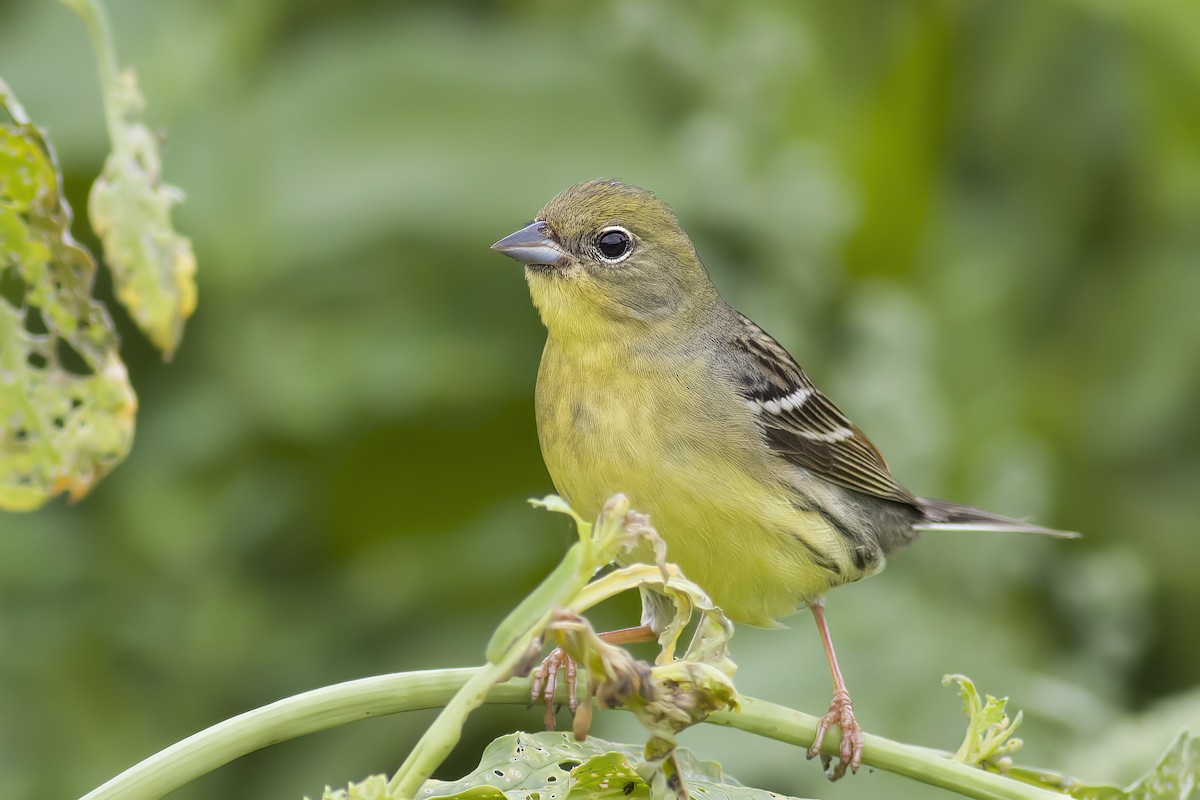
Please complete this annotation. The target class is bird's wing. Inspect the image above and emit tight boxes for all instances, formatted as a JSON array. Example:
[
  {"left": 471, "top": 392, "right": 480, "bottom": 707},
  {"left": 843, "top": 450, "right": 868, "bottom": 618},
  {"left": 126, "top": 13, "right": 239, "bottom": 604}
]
[{"left": 730, "top": 313, "right": 919, "bottom": 506}]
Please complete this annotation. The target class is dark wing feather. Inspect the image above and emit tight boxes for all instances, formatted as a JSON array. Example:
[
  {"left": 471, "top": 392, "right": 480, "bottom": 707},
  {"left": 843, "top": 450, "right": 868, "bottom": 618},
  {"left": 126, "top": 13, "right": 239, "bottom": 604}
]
[{"left": 731, "top": 313, "right": 919, "bottom": 507}]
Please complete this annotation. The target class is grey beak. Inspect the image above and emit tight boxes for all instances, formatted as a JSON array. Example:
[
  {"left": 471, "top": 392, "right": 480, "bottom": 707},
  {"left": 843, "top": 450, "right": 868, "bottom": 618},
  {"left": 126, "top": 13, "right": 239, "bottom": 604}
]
[{"left": 490, "top": 221, "right": 566, "bottom": 267}]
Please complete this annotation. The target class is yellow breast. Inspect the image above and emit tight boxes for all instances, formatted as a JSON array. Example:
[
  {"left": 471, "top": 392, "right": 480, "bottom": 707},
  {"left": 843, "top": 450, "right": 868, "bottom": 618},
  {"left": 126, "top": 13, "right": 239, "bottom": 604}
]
[{"left": 534, "top": 337, "right": 863, "bottom": 627}]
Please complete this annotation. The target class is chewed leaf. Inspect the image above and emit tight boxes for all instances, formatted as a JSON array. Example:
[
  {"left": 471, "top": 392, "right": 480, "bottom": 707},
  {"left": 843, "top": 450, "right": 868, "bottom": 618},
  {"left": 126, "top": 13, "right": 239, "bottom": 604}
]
[
  {"left": 1121, "top": 731, "right": 1200, "bottom": 800},
  {"left": 0, "top": 81, "right": 136, "bottom": 511},
  {"left": 320, "top": 733, "right": 809, "bottom": 800},
  {"left": 62, "top": 0, "right": 195, "bottom": 358},
  {"left": 87, "top": 66, "right": 197, "bottom": 359},
  {"left": 393, "top": 732, "right": 809, "bottom": 800},
  {"left": 1008, "top": 729, "right": 1200, "bottom": 800},
  {"left": 567, "top": 752, "right": 650, "bottom": 798},
  {"left": 421, "top": 732, "right": 632, "bottom": 799}
]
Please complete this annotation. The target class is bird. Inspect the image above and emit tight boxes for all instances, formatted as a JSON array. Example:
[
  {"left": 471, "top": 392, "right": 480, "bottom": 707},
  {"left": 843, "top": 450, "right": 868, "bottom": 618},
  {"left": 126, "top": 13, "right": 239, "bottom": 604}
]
[{"left": 490, "top": 179, "right": 1075, "bottom": 780}]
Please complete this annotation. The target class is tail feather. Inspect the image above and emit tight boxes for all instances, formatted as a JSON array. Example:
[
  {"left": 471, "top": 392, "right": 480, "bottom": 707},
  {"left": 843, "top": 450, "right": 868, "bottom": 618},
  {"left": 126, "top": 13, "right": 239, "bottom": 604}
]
[{"left": 914, "top": 497, "right": 1080, "bottom": 539}]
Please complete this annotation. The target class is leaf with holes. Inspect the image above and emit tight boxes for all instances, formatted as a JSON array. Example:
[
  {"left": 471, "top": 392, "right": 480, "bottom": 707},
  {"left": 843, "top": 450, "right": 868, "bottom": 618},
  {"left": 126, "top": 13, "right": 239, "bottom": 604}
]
[
  {"left": 0, "top": 80, "right": 136, "bottom": 511},
  {"left": 318, "top": 732, "right": 811, "bottom": 800},
  {"left": 1007, "top": 729, "right": 1199, "bottom": 800},
  {"left": 64, "top": 0, "right": 197, "bottom": 358},
  {"left": 1113, "top": 730, "right": 1199, "bottom": 800},
  {"left": 416, "top": 732, "right": 628, "bottom": 800}
]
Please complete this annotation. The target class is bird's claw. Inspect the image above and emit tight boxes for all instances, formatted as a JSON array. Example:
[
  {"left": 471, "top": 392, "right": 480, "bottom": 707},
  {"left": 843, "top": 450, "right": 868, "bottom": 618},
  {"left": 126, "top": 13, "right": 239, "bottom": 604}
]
[
  {"left": 528, "top": 646, "right": 577, "bottom": 730},
  {"left": 806, "top": 689, "right": 863, "bottom": 781}
]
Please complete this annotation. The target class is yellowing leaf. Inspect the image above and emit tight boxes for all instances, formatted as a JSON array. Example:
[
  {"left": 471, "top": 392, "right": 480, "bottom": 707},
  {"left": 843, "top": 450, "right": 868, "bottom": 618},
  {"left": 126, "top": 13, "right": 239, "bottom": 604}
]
[
  {"left": 64, "top": 0, "right": 197, "bottom": 359},
  {"left": 87, "top": 90, "right": 196, "bottom": 358},
  {"left": 0, "top": 81, "right": 136, "bottom": 511}
]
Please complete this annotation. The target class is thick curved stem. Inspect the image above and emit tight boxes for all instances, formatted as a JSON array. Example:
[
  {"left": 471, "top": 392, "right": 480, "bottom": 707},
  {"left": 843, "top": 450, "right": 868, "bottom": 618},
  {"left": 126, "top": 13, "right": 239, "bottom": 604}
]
[{"left": 81, "top": 667, "right": 1063, "bottom": 800}]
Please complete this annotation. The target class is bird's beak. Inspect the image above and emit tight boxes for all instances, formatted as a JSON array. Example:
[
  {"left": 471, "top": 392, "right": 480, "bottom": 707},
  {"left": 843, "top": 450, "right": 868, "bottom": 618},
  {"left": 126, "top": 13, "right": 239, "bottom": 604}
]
[{"left": 490, "top": 221, "right": 566, "bottom": 267}]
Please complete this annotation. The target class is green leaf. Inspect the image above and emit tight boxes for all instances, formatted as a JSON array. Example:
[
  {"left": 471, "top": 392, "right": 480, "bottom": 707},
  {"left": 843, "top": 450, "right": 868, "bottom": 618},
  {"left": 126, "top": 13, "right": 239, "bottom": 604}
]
[
  {"left": 322, "top": 733, "right": 810, "bottom": 800},
  {"left": 422, "top": 732, "right": 619, "bottom": 799},
  {"left": 566, "top": 752, "right": 650, "bottom": 799},
  {"left": 1116, "top": 729, "right": 1199, "bottom": 800},
  {"left": 63, "top": 0, "right": 197, "bottom": 359},
  {"left": 0, "top": 80, "right": 135, "bottom": 511},
  {"left": 1008, "top": 729, "right": 1199, "bottom": 800}
]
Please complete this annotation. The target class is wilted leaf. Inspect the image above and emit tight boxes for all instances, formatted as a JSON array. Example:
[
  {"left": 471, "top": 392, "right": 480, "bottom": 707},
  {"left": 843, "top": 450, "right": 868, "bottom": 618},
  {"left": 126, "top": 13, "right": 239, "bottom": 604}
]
[
  {"left": 63, "top": 0, "right": 197, "bottom": 358},
  {"left": 529, "top": 494, "right": 586, "bottom": 526},
  {"left": 0, "top": 80, "right": 136, "bottom": 511}
]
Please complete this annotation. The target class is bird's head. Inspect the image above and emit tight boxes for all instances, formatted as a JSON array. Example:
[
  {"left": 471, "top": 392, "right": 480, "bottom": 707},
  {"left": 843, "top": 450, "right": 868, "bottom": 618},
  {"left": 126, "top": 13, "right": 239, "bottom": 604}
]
[{"left": 491, "top": 180, "right": 719, "bottom": 342}]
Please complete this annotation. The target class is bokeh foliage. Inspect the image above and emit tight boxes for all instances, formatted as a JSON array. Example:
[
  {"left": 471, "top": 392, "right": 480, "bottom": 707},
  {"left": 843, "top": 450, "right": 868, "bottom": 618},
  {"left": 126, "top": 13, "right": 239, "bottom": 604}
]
[{"left": 0, "top": 1, "right": 1197, "bottom": 800}]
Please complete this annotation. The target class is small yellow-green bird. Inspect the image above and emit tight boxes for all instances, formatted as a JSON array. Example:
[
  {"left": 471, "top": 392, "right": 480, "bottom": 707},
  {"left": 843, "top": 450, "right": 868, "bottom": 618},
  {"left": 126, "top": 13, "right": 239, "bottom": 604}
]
[{"left": 492, "top": 179, "right": 1074, "bottom": 780}]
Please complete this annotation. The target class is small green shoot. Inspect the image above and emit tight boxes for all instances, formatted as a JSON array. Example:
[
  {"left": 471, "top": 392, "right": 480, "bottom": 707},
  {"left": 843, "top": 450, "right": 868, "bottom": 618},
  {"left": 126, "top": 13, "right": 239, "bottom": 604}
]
[{"left": 943, "top": 673, "right": 1024, "bottom": 770}]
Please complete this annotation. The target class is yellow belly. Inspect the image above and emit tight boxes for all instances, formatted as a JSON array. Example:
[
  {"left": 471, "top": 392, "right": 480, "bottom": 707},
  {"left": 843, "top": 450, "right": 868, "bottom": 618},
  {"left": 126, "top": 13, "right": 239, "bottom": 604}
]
[{"left": 535, "top": 339, "right": 860, "bottom": 627}]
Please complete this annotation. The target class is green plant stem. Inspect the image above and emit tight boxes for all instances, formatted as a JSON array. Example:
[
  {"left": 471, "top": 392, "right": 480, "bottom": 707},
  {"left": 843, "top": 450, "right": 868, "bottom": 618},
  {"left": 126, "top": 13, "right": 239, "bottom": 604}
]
[
  {"left": 58, "top": 0, "right": 127, "bottom": 149},
  {"left": 385, "top": 662, "right": 513, "bottom": 798},
  {"left": 80, "top": 667, "right": 1064, "bottom": 800},
  {"left": 709, "top": 698, "right": 1056, "bottom": 800},
  {"left": 390, "top": 534, "right": 597, "bottom": 797}
]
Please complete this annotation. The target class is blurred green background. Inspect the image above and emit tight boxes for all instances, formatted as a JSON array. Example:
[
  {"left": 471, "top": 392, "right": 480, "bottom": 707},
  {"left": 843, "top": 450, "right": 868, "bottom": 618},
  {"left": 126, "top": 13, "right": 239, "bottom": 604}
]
[{"left": 2, "top": 1, "right": 1199, "bottom": 798}]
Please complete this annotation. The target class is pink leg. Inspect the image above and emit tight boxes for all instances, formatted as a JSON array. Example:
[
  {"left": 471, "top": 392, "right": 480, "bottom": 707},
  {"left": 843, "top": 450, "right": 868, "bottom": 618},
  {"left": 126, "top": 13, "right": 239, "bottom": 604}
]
[{"left": 807, "top": 600, "right": 864, "bottom": 780}]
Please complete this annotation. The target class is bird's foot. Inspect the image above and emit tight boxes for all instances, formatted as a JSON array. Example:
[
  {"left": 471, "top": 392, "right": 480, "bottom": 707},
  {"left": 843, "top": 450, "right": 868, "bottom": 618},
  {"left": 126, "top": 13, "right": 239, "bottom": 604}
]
[
  {"left": 528, "top": 646, "right": 577, "bottom": 730},
  {"left": 807, "top": 689, "right": 863, "bottom": 781}
]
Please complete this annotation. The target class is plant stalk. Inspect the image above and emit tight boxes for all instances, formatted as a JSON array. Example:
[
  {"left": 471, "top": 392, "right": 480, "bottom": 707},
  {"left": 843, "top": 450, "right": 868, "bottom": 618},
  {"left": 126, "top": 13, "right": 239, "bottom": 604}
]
[
  {"left": 58, "top": 0, "right": 128, "bottom": 149},
  {"left": 80, "top": 667, "right": 1065, "bottom": 800}
]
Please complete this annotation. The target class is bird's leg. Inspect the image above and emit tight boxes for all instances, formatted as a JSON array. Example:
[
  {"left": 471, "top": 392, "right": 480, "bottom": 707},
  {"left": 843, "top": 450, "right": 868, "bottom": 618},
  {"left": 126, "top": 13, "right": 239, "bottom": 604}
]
[
  {"left": 807, "top": 599, "right": 864, "bottom": 781},
  {"left": 528, "top": 647, "right": 576, "bottom": 730},
  {"left": 529, "top": 624, "right": 656, "bottom": 730}
]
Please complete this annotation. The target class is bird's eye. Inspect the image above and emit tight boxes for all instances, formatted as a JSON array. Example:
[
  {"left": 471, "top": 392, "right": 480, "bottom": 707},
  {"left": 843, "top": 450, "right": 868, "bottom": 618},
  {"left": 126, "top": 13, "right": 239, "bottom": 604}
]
[{"left": 594, "top": 227, "right": 633, "bottom": 263}]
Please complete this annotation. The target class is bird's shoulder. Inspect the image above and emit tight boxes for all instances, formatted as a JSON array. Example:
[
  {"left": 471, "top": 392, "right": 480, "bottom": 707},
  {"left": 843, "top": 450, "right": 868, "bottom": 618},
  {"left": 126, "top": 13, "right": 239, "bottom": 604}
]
[{"left": 717, "top": 312, "right": 918, "bottom": 507}]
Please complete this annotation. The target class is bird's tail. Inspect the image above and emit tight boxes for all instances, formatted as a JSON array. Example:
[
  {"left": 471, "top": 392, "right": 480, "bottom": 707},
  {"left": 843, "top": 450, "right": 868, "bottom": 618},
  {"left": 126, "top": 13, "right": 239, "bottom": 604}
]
[{"left": 913, "top": 497, "right": 1079, "bottom": 539}]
